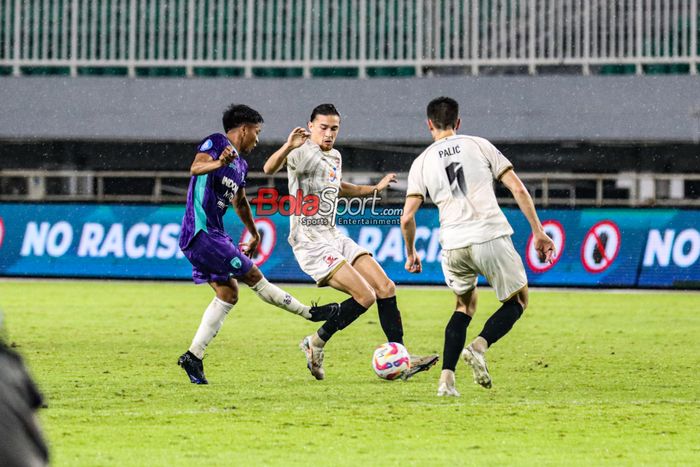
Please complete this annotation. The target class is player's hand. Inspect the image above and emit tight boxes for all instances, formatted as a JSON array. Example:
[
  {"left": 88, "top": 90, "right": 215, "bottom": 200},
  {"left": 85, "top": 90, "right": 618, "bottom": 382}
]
[
  {"left": 220, "top": 145, "right": 237, "bottom": 165},
  {"left": 405, "top": 253, "right": 422, "bottom": 274},
  {"left": 534, "top": 230, "right": 556, "bottom": 263},
  {"left": 239, "top": 233, "right": 260, "bottom": 258},
  {"left": 287, "top": 127, "right": 310, "bottom": 149},
  {"left": 375, "top": 173, "right": 398, "bottom": 192}
]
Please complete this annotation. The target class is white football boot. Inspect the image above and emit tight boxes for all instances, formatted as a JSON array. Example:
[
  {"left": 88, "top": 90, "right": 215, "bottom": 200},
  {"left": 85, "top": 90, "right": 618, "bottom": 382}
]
[
  {"left": 300, "top": 335, "right": 325, "bottom": 380},
  {"left": 462, "top": 345, "right": 492, "bottom": 389}
]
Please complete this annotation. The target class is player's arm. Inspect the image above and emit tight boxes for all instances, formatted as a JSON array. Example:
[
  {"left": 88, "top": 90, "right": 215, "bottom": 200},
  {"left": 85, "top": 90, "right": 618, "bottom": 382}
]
[
  {"left": 500, "top": 169, "right": 555, "bottom": 263},
  {"left": 233, "top": 188, "right": 260, "bottom": 257},
  {"left": 400, "top": 196, "right": 423, "bottom": 273},
  {"left": 339, "top": 173, "right": 397, "bottom": 197},
  {"left": 190, "top": 147, "right": 235, "bottom": 176},
  {"left": 262, "top": 127, "right": 310, "bottom": 175}
]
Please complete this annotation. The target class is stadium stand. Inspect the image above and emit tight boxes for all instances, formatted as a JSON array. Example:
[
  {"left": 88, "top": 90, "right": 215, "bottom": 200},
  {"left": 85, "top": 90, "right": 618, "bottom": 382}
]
[{"left": 0, "top": 0, "right": 698, "bottom": 206}]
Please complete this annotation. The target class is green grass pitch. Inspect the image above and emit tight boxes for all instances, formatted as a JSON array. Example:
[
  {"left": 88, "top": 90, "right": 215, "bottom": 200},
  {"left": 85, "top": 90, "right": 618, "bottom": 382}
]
[{"left": 0, "top": 280, "right": 698, "bottom": 466}]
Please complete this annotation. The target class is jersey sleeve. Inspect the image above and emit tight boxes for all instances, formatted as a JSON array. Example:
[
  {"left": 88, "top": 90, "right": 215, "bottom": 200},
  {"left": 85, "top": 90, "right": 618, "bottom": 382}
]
[
  {"left": 406, "top": 156, "right": 427, "bottom": 199},
  {"left": 196, "top": 133, "right": 231, "bottom": 161},
  {"left": 477, "top": 137, "right": 513, "bottom": 180},
  {"left": 239, "top": 158, "right": 249, "bottom": 188}
]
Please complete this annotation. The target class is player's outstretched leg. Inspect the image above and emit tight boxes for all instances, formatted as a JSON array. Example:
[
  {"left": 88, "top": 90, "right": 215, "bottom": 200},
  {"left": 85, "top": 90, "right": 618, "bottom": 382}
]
[
  {"left": 465, "top": 294, "right": 525, "bottom": 389},
  {"left": 241, "top": 268, "right": 339, "bottom": 321}
]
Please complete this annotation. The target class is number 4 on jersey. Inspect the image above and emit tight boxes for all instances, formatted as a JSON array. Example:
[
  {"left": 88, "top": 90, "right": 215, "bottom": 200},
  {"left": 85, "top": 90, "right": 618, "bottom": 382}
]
[{"left": 445, "top": 162, "right": 467, "bottom": 198}]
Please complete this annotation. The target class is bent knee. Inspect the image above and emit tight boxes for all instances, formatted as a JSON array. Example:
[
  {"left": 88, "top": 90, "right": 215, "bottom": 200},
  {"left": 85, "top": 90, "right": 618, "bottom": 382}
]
[
  {"left": 217, "top": 291, "right": 238, "bottom": 306},
  {"left": 374, "top": 279, "right": 396, "bottom": 299},
  {"left": 355, "top": 286, "right": 376, "bottom": 309}
]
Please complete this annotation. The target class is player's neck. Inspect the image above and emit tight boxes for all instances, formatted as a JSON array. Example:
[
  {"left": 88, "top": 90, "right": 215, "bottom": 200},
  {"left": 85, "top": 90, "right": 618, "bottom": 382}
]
[
  {"left": 225, "top": 131, "right": 242, "bottom": 154},
  {"left": 432, "top": 129, "right": 457, "bottom": 141}
]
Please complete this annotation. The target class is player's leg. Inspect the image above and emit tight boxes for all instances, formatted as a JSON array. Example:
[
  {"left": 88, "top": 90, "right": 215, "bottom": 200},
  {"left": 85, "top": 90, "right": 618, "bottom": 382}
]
[
  {"left": 311, "top": 262, "right": 376, "bottom": 347},
  {"left": 438, "top": 247, "right": 480, "bottom": 395},
  {"left": 178, "top": 278, "right": 239, "bottom": 384},
  {"left": 300, "top": 263, "right": 375, "bottom": 380},
  {"left": 238, "top": 266, "right": 338, "bottom": 322},
  {"left": 292, "top": 239, "right": 374, "bottom": 380},
  {"left": 438, "top": 289, "right": 478, "bottom": 396},
  {"left": 351, "top": 254, "right": 439, "bottom": 378},
  {"left": 351, "top": 254, "right": 404, "bottom": 344},
  {"left": 464, "top": 236, "right": 528, "bottom": 388},
  {"left": 470, "top": 287, "right": 527, "bottom": 354}
]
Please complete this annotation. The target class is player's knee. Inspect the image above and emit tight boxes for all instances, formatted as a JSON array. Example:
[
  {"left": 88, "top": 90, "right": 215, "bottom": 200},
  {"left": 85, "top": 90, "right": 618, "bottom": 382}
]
[
  {"left": 374, "top": 279, "right": 395, "bottom": 299},
  {"left": 217, "top": 290, "right": 238, "bottom": 305},
  {"left": 506, "top": 295, "right": 525, "bottom": 315},
  {"left": 355, "top": 286, "right": 376, "bottom": 309},
  {"left": 516, "top": 289, "right": 529, "bottom": 311}
]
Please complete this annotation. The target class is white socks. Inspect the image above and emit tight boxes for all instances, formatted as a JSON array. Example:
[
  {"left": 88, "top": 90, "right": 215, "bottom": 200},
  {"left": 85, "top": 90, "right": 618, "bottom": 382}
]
[
  {"left": 189, "top": 297, "right": 234, "bottom": 359},
  {"left": 251, "top": 278, "right": 312, "bottom": 319}
]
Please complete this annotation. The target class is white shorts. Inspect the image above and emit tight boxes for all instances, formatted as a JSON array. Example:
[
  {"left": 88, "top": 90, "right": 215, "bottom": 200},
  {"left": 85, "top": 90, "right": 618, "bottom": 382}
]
[
  {"left": 289, "top": 227, "right": 370, "bottom": 285},
  {"left": 441, "top": 235, "right": 527, "bottom": 302}
]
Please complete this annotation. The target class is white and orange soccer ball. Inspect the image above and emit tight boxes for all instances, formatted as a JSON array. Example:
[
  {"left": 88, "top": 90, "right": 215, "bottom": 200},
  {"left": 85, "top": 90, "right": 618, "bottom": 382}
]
[{"left": 372, "top": 342, "right": 411, "bottom": 380}]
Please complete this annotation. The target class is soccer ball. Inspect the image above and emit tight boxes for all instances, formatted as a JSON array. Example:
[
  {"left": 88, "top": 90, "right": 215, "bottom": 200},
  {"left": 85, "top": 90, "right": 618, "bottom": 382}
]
[{"left": 372, "top": 342, "right": 411, "bottom": 380}]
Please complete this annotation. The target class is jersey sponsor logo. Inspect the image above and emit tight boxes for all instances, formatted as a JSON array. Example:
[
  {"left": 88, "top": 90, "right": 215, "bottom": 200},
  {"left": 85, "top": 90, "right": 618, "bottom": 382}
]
[
  {"left": 581, "top": 220, "right": 621, "bottom": 273},
  {"left": 199, "top": 139, "right": 213, "bottom": 151},
  {"left": 0, "top": 217, "right": 4, "bottom": 249},
  {"left": 239, "top": 218, "right": 276, "bottom": 267},
  {"left": 526, "top": 220, "right": 565, "bottom": 273},
  {"left": 643, "top": 228, "right": 699, "bottom": 268}
]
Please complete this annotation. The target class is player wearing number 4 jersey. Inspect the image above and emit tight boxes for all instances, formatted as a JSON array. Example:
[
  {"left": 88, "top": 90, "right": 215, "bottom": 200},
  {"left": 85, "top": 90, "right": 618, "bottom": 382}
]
[
  {"left": 263, "top": 103, "right": 438, "bottom": 381},
  {"left": 400, "top": 97, "right": 556, "bottom": 396},
  {"left": 177, "top": 104, "right": 338, "bottom": 385}
]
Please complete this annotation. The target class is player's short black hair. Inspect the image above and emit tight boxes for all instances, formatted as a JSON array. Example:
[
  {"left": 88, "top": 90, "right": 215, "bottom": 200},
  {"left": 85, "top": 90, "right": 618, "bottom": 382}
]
[
  {"left": 222, "top": 104, "right": 264, "bottom": 132},
  {"left": 427, "top": 97, "right": 459, "bottom": 130},
  {"left": 310, "top": 103, "right": 340, "bottom": 122}
]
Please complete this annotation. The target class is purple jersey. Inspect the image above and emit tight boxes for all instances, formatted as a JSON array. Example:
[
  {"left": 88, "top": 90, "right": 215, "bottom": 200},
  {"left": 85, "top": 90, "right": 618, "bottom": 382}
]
[{"left": 179, "top": 133, "right": 249, "bottom": 249}]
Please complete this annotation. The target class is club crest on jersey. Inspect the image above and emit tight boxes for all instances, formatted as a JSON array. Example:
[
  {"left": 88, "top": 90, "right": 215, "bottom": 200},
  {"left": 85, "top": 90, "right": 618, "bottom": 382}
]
[
  {"left": 329, "top": 166, "right": 338, "bottom": 182},
  {"left": 199, "top": 139, "right": 213, "bottom": 151},
  {"left": 323, "top": 255, "right": 337, "bottom": 266},
  {"left": 230, "top": 257, "right": 242, "bottom": 269}
]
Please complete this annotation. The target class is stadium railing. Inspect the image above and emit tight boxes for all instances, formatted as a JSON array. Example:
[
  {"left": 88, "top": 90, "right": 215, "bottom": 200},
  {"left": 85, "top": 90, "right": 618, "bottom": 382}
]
[
  {"left": 1, "top": 169, "right": 698, "bottom": 207},
  {"left": 0, "top": 0, "right": 697, "bottom": 77}
]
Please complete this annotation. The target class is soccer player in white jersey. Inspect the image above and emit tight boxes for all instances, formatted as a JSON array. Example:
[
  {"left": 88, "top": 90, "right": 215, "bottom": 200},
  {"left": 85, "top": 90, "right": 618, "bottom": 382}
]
[
  {"left": 400, "top": 97, "right": 555, "bottom": 396},
  {"left": 263, "top": 103, "right": 438, "bottom": 380}
]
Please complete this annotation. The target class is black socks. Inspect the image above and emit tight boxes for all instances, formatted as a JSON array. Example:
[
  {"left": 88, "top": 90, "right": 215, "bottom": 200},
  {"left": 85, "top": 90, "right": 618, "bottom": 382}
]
[
  {"left": 478, "top": 297, "right": 524, "bottom": 347},
  {"left": 317, "top": 297, "right": 368, "bottom": 342},
  {"left": 442, "top": 312, "right": 471, "bottom": 371},
  {"left": 377, "top": 296, "right": 404, "bottom": 344}
]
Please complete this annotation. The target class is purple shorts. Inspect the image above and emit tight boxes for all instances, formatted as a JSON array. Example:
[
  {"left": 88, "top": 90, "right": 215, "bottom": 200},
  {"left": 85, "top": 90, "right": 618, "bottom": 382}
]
[{"left": 182, "top": 231, "right": 254, "bottom": 284}]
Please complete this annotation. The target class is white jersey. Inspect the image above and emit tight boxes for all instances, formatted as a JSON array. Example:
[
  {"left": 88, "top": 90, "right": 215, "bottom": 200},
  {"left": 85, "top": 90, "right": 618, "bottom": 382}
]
[
  {"left": 286, "top": 139, "right": 342, "bottom": 240},
  {"left": 406, "top": 134, "right": 514, "bottom": 250}
]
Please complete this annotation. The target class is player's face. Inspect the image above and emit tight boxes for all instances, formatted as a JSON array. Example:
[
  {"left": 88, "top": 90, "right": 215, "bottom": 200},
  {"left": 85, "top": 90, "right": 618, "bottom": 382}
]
[
  {"left": 241, "top": 124, "right": 262, "bottom": 154},
  {"left": 308, "top": 114, "right": 340, "bottom": 151}
]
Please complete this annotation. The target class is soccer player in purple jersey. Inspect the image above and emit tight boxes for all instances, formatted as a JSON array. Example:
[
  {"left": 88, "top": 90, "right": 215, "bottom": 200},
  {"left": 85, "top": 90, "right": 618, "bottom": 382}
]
[{"left": 177, "top": 104, "right": 338, "bottom": 384}]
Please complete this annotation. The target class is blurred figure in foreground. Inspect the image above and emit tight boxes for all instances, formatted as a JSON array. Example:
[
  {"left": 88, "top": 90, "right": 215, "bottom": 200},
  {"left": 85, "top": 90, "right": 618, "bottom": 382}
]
[{"left": 0, "top": 315, "right": 49, "bottom": 467}]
